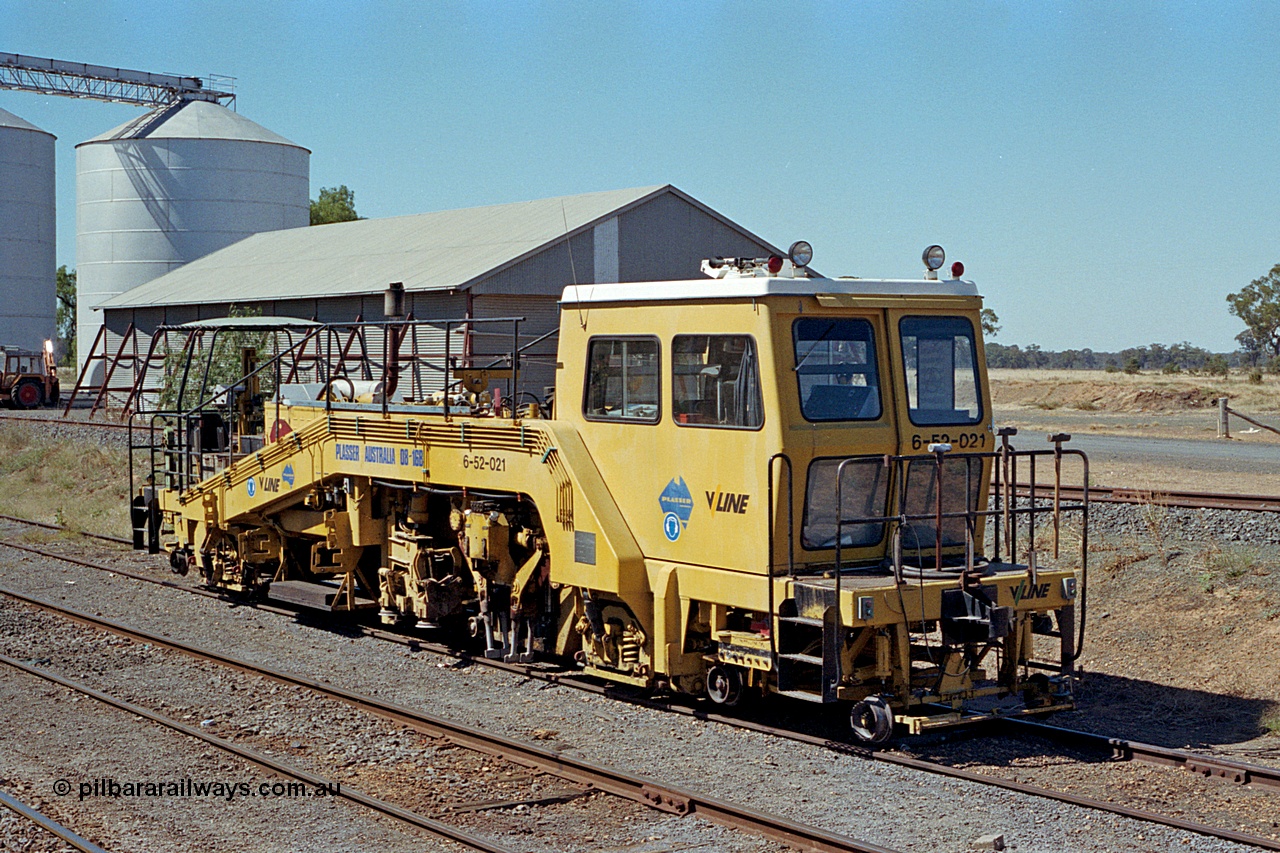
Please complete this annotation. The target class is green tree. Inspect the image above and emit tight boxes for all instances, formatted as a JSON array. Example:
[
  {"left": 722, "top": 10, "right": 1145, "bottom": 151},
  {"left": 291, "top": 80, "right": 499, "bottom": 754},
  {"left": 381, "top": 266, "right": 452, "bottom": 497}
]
[
  {"left": 310, "top": 185, "right": 362, "bottom": 225},
  {"left": 157, "top": 305, "right": 273, "bottom": 412},
  {"left": 980, "top": 307, "right": 1000, "bottom": 338},
  {"left": 55, "top": 265, "right": 76, "bottom": 366},
  {"left": 1227, "top": 264, "right": 1280, "bottom": 358},
  {"left": 1205, "top": 354, "right": 1229, "bottom": 377}
]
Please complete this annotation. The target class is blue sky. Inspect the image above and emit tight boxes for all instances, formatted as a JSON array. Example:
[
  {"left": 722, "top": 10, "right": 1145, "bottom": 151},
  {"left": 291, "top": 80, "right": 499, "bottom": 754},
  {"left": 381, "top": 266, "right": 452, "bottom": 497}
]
[{"left": 5, "top": 1, "right": 1279, "bottom": 352}]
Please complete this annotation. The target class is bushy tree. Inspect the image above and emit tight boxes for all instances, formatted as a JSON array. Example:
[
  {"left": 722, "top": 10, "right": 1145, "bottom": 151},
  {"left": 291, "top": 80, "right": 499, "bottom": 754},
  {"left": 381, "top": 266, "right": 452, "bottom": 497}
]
[
  {"left": 980, "top": 307, "right": 1000, "bottom": 338},
  {"left": 1227, "top": 264, "right": 1280, "bottom": 358},
  {"left": 310, "top": 185, "right": 362, "bottom": 225},
  {"left": 55, "top": 265, "right": 76, "bottom": 366}
]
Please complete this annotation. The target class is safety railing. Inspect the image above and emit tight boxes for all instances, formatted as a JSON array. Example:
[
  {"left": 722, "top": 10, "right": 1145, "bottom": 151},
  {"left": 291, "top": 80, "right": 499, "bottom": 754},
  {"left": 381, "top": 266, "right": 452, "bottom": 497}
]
[
  {"left": 129, "top": 316, "right": 551, "bottom": 500},
  {"left": 767, "top": 430, "right": 1090, "bottom": 661}
]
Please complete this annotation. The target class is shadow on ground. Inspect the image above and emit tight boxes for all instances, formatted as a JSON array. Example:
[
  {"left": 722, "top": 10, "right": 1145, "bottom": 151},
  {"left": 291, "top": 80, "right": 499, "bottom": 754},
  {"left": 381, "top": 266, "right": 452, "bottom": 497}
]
[{"left": 1060, "top": 670, "right": 1278, "bottom": 748}]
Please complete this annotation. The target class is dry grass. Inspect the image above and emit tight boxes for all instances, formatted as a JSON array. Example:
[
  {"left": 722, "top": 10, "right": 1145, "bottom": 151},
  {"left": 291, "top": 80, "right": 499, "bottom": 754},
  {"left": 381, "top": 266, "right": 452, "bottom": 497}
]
[
  {"left": 0, "top": 424, "right": 131, "bottom": 538},
  {"left": 990, "top": 368, "right": 1280, "bottom": 414}
]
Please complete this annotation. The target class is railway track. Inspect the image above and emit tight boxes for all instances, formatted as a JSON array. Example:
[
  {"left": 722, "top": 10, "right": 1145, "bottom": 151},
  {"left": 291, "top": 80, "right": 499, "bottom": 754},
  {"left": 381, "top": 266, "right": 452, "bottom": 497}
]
[
  {"left": 1001, "top": 482, "right": 1280, "bottom": 513},
  {"left": 0, "top": 650, "right": 525, "bottom": 853},
  {"left": 0, "top": 788, "right": 111, "bottom": 853},
  {"left": 0, "top": 413, "right": 130, "bottom": 430},
  {"left": 1, "top": 520, "right": 1278, "bottom": 849},
  {"left": 0, "top": 580, "right": 891, "bottom": 853},
  {"left": 0, "top": 584, "right": 896, "bottom": 850}
]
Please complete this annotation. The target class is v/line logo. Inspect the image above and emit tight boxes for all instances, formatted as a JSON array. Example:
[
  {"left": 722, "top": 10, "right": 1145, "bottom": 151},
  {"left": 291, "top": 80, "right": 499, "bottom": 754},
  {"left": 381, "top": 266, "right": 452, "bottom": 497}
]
[{"left": 705, "top": 489, "right": 750, "bottom": 515}]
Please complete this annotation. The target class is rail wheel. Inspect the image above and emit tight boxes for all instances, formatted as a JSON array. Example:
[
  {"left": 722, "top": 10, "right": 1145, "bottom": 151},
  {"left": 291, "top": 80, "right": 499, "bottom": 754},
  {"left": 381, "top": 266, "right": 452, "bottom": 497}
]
[
  {"left": 706, "top": 664, "right": 744, "bottom": 707},
  {"left": 850, "top": 695, "right": 895, "bottom": 745},
  {"left": 13, "top": 379, "right": 43, "bottom": 410}
]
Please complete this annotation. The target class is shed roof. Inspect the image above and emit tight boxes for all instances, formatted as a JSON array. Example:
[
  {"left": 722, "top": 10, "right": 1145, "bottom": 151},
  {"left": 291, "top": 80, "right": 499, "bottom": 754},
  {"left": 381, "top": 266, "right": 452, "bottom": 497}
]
[{"left": 101, "top": 185, "right": 767, "bottom": 310}]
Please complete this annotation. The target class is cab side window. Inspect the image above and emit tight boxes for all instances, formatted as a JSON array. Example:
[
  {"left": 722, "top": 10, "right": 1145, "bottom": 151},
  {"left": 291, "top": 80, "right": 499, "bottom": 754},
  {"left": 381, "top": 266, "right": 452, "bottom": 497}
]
[
  {"left": 672, "top": 335, "right": 763, "bottom": 429},
  {"left": 583, "top": 337, "right": 660, "bottom": 422}
]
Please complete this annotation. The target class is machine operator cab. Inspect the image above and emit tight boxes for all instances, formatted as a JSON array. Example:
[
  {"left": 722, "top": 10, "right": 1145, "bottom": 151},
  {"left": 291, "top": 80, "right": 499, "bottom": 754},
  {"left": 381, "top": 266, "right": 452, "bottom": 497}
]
[
  {"left": 557, "top": 243, "right": 1086, "bottom": 740},
  {"left": 557, "top": 241, "right": 996, "bottom": 576}
]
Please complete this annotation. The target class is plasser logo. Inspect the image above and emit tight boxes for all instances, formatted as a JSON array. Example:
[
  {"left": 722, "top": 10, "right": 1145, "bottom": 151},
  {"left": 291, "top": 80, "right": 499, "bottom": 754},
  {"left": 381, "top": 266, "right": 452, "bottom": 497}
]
[{"left": 659, "top": 477, "right": 694, "bottom": 542}]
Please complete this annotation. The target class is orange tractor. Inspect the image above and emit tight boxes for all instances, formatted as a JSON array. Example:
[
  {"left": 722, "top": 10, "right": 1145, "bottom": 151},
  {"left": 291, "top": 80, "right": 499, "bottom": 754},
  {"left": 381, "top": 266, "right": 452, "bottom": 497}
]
[{"left": 0, "top": 341, "right": 59, "bottom": 409}]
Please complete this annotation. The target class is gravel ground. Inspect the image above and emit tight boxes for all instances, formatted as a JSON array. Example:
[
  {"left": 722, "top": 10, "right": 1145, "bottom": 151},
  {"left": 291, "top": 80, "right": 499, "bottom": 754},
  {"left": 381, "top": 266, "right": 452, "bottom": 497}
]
[
  {"left": 0, "top": 663, "right": 448, "bottom": 853},
  {"left": 0, "top": 802, "right": 79, "bottom": 853},
  {"left": 0, "top": 595, "right": 787, "bottom": 853},
  {"left": 1086, "top": 502, "right": 1280, "bottom": 545},
  {"left": 0, "top": 530, "right": 1264, "bottom": 853},
  {"left": 0, "top": 414, "right": 129, "bottom": 450}
]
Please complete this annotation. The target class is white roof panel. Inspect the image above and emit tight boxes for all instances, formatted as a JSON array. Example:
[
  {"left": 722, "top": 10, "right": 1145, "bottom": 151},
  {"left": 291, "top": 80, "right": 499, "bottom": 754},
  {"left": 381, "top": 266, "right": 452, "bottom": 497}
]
[{"left": 559, "top": 276, "right": 979, "bottom": 304}]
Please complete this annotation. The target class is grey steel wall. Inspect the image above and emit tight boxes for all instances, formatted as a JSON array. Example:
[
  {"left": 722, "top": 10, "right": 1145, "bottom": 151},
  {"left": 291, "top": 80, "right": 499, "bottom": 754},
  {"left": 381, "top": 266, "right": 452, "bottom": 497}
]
[
  {"left": 76, "top": 100, "right": 309, "bottom": 373},
  {"left": 0, "top": 107, "right": 56, "bottom": 351},
  {"left": 617, "top": 191, "right": 773, "bottom": 281}
]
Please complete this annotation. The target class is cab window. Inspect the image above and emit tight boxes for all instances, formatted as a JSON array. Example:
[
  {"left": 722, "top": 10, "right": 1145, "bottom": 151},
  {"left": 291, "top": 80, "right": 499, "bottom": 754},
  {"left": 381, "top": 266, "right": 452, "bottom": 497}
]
[
  {"left": 899, "top": 316, "right": 982, "bottom": 426},
  {"left": 583, "top": 337, "right": 660, "bottom": 422},
  {"left": 672, "top": 335, "right": 763, "bottom": 429},
  {"left": 792, "top": 318, "right": 881, "bottom": 421},
  {"left": 802, "top": 457, "right": 888, "bottom": 549}
]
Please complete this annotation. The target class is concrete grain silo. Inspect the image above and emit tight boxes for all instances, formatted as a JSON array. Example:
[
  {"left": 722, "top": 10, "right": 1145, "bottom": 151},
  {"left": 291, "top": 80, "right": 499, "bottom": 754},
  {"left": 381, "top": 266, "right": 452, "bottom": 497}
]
[
  {"left": 0, "top": 106, "right": 56, "bottom": 351},
  {"left": 75, "top": 99, "right": 309, "bottom": 370}
]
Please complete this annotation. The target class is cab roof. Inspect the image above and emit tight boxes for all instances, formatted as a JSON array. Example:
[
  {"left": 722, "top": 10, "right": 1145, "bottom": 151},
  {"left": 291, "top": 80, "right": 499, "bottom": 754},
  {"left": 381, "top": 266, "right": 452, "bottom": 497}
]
[{"left": 559, "top": 276, "right": 978, "bottom": 305}]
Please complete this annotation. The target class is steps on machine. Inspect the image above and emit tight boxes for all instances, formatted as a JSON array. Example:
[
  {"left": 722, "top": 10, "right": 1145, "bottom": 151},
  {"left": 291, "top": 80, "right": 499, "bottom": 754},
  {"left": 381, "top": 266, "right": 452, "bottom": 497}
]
[
  {"left": 775, "top": 585, "right": 840, "bottom": 703},
  {"left": 775, "top": 688, "right": 827, "bottom": 704},
  {"left": 778, "top": 652, "right": 824, "bottom": 666},
  {"left": 778, "top": 614, "right": 824, "bottom": 628}
]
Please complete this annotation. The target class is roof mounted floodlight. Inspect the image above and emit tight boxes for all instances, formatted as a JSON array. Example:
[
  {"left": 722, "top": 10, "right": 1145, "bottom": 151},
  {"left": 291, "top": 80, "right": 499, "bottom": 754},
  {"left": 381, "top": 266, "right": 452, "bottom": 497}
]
[
  {"left": 922, "top": 245, "right": 945, "bottom": 280},
  {"left": 788, "top": 240, "right": 813, "bottom": 268}
]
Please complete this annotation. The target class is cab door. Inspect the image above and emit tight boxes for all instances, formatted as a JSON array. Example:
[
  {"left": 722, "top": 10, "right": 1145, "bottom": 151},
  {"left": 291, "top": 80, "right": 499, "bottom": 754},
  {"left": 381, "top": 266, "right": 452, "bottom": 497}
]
[
  {"left": 774, "top": 305, "right": 900, "bottom": 567},
  {"left": 884, "top": 306, "right": 993, "bottom": 557}
]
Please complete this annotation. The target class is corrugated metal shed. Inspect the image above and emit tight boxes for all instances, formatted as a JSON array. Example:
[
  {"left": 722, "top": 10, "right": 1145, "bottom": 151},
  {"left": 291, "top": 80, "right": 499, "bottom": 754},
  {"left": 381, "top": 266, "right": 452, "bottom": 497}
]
[
  {"left": 99, "top": 185, "right": 778, "bottom": 310},
  {"left": 80, "top": 184, "right": 781, "bottom": 411}
]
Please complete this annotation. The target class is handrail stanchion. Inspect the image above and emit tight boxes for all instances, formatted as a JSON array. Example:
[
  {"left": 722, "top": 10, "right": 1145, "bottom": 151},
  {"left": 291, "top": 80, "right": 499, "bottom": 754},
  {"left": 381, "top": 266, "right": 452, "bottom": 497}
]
[{"left": 766, "top": 453, "right": 793, "bottom": 669}]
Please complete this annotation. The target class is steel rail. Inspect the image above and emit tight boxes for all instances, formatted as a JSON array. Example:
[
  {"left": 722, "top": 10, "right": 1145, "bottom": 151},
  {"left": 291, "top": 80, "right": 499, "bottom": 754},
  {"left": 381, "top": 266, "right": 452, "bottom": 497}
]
[
  {"left": 1004, "top": 718, "right": 1280, "bottom": 792},
  {"left": 998, "top": 482, "right": 1280, "bottom": 513},
  {"left": 3, "top": 529, "right": 1280, "bottom": 848},
  {"left": 0, "top": 651, "right": 518, "bottom": 853},
  {"left": 0, "top": 789, "right": 111, "bottom": 853},
  {"left": 0, "top": 515, "right": 132, "bottom": 546},
  {"left": 0, "top": 582, "right": 895, "bottom": 853},
  {"left": 0, "top": 414, "right": 131, "bottom": 430}
]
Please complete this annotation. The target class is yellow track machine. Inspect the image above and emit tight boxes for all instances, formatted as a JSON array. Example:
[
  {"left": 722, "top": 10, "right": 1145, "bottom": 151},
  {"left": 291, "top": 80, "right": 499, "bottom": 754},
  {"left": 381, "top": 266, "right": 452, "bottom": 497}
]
[{"left": 132, "top": 243, "right": 1089, "bottom": 744}]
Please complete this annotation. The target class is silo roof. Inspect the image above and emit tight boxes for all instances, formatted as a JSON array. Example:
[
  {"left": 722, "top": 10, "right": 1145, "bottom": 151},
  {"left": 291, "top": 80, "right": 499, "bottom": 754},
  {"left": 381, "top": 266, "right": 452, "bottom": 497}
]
[
  {"left": 99, "top": 185, "right": 766, "bottom": 310},
  {"left": 79, "top": 99, "right": 307, "bottom": 150},
  {"left": 0, "top": 105, "right": 53, "bottom": 135}
]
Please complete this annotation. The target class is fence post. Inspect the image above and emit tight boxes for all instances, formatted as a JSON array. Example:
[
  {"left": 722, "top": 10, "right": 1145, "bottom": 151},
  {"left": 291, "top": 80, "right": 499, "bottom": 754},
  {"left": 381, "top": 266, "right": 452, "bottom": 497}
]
[{"left": 1218, "top": 397, "right": 1230, "bottom": 439}]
